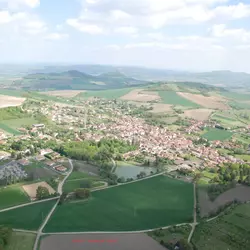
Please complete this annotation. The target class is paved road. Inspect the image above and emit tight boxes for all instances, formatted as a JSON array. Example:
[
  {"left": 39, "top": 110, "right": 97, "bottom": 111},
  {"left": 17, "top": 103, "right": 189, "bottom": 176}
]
[
  {"left": 188, "top": 183, "right": 197, "bottom": 243},
  {"left": 57, "top": 159, "right": 74, "bottom": 195},
  {"left": 33, "top": 159, "right": 73, "bottom": 250},
  {"left": 0, "top": 196, "right": 59, "bottom": 213}
]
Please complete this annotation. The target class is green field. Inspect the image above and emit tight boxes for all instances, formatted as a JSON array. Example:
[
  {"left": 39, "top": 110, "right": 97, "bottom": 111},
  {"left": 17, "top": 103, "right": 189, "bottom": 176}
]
[
  {"left": 1, "top": 117, "right": 38, "bottom": 129},
  {"left": 229, "top": 101, "right": 250, "bottom": 110},
  {"left": 159, "top": 91, "right": 199, "bottom": 107},
  {"left": 0, "top": 123, "right": 22, "bottom": 135},
  {"left": 6, "top": 232, "right": 36, "bottom": 250},
  {"left": 63, "top": 178, "right": 103, "bottom": 193},
  {"left": 0, "top": 199, "right": 56, "bottom": 230},
  {"left": 0, "top": 186, "right": 30, "bottom": 210},
  {"left": 234, "top": 154, "right": 250, "bottom": 161},
  {"left": 202, "top": 128, "right": 233, "bottom": 141},
  {"left": 220, "top": 92, "right": 250, "bottom": 101},
  {"left": 45, "top": 176, "right": 193, "bottom": 232},
  {"left": 78, "top": 88, "right": 134, "bottom": 100},
  {"left": 192, "top": 204, "right": 250, "bottom": 250},
  {"left": 0, "top": 89, "right": 26, "bottom": 97}
]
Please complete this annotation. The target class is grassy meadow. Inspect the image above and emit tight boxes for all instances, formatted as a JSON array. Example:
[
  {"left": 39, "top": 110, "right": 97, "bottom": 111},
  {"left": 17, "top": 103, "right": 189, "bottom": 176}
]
[
  {"left": 202, "top": 128, "right": 233, "bottom": 141},
  {"left": 45, "top": 175, "right": 193, "bottom": 232},
  {"left": 6, "top": 232, "right": 36, "bottom": 250},
  {"left": 0, "top": 199, "right": 57, "bottom": 230},
  {"left": 0, "top": 185, "right": 30, "bottom": 210}
]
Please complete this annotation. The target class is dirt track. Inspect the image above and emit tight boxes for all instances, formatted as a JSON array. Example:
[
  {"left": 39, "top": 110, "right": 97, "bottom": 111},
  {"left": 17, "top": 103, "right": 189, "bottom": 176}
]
[
  {"left": 40, "top": 233, "right": 166, "bottom": 250},
  {"left": 198, "top": 185, "right": 250, "bottom": 217}
]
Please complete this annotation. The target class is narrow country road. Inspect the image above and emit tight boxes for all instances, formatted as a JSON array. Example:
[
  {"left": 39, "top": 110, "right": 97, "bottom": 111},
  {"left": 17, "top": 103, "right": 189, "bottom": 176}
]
[
  {"left": 0, "top": 197, "right": 59, "bottom": 213},
  {"left": 33, "top": 159, "right": 74, "bottom": 250},
  {"left": 57, "top": 159, "right": 74, "bottom": 195},
  {"left": 188, "top": 182, "right": 197, "bottom": 243}
]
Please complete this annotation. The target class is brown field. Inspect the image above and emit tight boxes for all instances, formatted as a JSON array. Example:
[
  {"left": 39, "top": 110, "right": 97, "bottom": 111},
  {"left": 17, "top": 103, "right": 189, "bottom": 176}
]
[
  {"left": 198, "top": 185, "right": 250, "bottom": 217},
  {"left": 120, "top": 89, "right": 160, "bottom": 102},
  {"left": 177, "top": 92, "right": 228, "bottom": 110},
  {"left": 183, "top": 109, "right": 213, "bottom": 121},
  {"left": 22, "top": 181, "right": 56, "bottom": 200},
  {"left": 0, "top": 95, "right": 25, "bottom": 109},
  {"left": 40, "top": 233, "right": 165, "bottom": 250},
  {"left": 41, "top": 90, "right": 85, "bottom": 98},
  {"left": 150, "top": 104, "right": 172, "bottom": 113}
]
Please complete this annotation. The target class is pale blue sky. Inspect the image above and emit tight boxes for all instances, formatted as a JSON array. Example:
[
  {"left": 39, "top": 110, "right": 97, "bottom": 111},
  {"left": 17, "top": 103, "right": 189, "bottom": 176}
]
[{"left": 0, "top": 0, "right": 250, "bottom": 72}]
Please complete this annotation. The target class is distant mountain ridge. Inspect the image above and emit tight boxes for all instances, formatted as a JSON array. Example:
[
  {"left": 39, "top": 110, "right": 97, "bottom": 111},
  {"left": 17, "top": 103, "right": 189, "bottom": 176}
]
[
  {"left": 14, "top": 70, "right": 147, "bottom": 91},
  {"left": 26, "top": 65, "right": 250, "bottom": 89}
]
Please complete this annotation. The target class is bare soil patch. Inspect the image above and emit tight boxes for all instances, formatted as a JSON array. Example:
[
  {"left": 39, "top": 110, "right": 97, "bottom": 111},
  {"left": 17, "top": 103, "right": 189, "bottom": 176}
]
[
  {"left": 150, "top": 104, "right": 173, "bottom": 113},
  {"left": 198, "top": 185, "right": 250, "bottom": 217},
  {"left": 41, "top": 90, "right": 85, "bottom": 98},
  {"left": 0, "top": 95, "right": 25, "bottom": 109},
  {"left": 177, "top": 92, "right": 228, "bottom": 110},
  {"left": 183, "top": 109, "right": 213, "bottom": 121},
  {"left": 22, "top": 181, "right": 55, "bottom": 200},
  {"left": 120, "top": 89, "right": 161, "bottom": 102},
  {"left": 40, "top": 233, "right": 166, "bottom": 250}
]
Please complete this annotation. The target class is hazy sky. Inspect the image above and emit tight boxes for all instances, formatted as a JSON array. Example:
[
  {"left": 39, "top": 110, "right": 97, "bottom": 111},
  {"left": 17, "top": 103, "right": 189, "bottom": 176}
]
[{"left": 1, "top": 0, "right": 250, "bottom": 72}]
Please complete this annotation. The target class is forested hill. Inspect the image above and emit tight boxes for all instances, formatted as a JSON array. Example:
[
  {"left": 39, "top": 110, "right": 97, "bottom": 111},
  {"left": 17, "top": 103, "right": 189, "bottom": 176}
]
[{"left": 12, "top": 70, "right": 147, "bottom": 91}]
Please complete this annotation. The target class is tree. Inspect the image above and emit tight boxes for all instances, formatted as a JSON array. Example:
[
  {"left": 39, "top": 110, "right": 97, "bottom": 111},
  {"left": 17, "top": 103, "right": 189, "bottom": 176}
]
[
  {"left": 58, "top": 192, "right": 67, "bottom": 205},
  {"left": 80, "top": 179, "right": 91, "bottom": 188},
  {"left": 11, "top": 151, "right": 16, "bottom": 159},
  {"left": 0, "top": 226, "right": 12, "bottom": 247},
  {"left": 36, "top": 186, "right": 50, "bottom": 200},
  {"left": 74, "top": 188, "right": 90, "bottom": 199}
]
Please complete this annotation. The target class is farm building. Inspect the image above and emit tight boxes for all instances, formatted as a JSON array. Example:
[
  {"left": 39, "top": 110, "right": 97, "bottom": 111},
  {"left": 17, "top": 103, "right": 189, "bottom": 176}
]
[
  {"left": 32, "top": 124, "right": 45, "bottom": 129},
  {"left": 0, "top": 151, "right": 11, "bottom": 161},
  {"left": 17, "top": 159, "right": 30, "bottom": 166},
  {"left": 55, "top": 165, "right": 67, "bottom": 173},
  {"left": 45, "top": 160, "right": 55, "bottom": 167},
  {"left": 40, "top": 149, "right": 53, "bottom": 156},
  {"left": 36, "top": 155, "right": 46, "bottom": 161}
]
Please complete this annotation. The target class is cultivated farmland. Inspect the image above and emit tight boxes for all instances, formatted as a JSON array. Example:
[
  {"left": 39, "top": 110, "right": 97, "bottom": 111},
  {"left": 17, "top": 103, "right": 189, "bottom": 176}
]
[
  {"left": 0, "top": 95, "right": 26, "bottom": 109},
  {"left": 40, "top": 233, "right": 166, "bottom": 250},
  {"left": 150, "top": 104, "right": 173, "bottom": 113},
  {"left": 120, "top": 89, "right": 161, "bottom": 102},
  {"left": 197, "top": 185, "right": 250, "bottom": 217},
  {"left": 159, "top": 91, "right": 199, "bottom": 107},
  {"left": 41, "top": 90, "right": 85, "bottom": 98},
  {"left": 0, "top": 185, "right": 30, "bottom": 210},
  {"left": 192, "top": 204, "right": 250, "bottom": 250},
  {"left": 22, "top": 181, "right": 56, "bottom": 200},
  {"left": 0, "top": 199, "right": 57, "bottom": 230},
  {"left": 202, "top": 128, "right": 233, "bottom": 141},
  {"left": 183, "top": 109, "right": 213, "bottom": 121},
  {"left": 44, "top": 176, "right": 193, "bottom": 232},
  {"left": 177, "top": 92, "right": 228, "bottom": 110},
  {"left": 79, "top": 88, "right": 134, "bottom": 100}
]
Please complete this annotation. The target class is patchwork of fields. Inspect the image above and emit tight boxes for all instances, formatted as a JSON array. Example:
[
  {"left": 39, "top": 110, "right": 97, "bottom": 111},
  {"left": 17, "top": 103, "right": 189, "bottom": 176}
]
[
  {"left": 45, "top": 176, "right": 194, "bottom": 232},
  {"left": 192, "top": 204, "right": 250, "bottom": 250}
]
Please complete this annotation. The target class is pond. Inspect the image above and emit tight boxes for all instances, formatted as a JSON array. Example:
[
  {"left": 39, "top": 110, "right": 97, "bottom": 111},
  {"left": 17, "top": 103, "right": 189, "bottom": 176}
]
[{"left": 114, "top": 162, "right": 157, "bottom": 179}]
